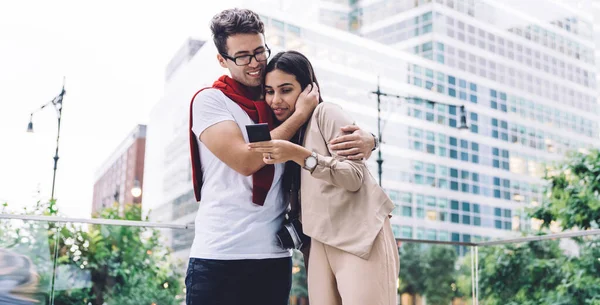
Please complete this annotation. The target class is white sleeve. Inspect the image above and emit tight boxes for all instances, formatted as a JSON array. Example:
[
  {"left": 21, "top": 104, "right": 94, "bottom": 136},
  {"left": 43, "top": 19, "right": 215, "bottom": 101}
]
[{"left": 191, "top": 89, "right": 236, "bottom": 138}]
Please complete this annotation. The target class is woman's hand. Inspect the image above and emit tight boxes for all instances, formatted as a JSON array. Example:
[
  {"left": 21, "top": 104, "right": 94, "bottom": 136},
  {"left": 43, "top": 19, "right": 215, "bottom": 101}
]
[
  {"left": 295, "top": 82, "right": 320, "bottom": 118},
  {"left": 248, "top": 140, "right": 312, "bottom": 165}
]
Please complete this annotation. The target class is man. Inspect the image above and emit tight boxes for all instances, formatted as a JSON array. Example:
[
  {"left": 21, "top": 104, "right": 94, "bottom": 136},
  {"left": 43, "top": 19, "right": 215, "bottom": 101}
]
[{"left": 186, "top": 8, "right": 377, "bottom": 305}]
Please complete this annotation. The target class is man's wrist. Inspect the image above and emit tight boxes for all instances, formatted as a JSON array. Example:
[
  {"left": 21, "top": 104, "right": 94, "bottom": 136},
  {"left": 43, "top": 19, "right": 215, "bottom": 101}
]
[
  {"left": 371, "top": 133, "right": 379, "bottom": 151},
  {"left": 294, "top": 108, "right": 312, "bottom": 121}
]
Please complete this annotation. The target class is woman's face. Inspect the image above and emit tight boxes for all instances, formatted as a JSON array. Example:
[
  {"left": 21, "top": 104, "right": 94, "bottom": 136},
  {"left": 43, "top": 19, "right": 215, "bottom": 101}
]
[{"left": 264, "top": 69, "right": 302, "bottom": 122}]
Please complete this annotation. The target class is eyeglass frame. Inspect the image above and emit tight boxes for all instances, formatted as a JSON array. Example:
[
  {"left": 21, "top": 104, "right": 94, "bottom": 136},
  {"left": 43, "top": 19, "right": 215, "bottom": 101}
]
[{"left": 220, "top": 46, "right": 271, "bottom": 66}]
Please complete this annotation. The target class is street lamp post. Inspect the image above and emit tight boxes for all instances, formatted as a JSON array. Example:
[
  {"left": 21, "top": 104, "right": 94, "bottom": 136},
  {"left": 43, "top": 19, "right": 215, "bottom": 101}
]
[
  {"left": 370, "top": 78, "right": 469, "bottom": 187},
  {"left": 27, "top": 78, "right": 66, "bottom": 202},
  {"left": 131, "top": 179, "right": 142, "bottom": 199}
]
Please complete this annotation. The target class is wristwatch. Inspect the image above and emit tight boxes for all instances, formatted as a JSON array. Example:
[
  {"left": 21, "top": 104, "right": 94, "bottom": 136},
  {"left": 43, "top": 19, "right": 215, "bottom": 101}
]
[
  {"left": 303, "top": 151, "right": 318, "bottom": 172},
  {"left": 371, "top": 133, "right": 380, "bottom": 151}
]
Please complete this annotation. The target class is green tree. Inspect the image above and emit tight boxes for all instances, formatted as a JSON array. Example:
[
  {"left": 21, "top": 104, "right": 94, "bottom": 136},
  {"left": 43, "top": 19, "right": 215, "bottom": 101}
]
[
  {"left": 532, "top": 149, "right": 600, "bottom": 230},
  {"left": 398, "top": 243, "right": 462, "bottom": 305},
  {"left": 398, "top": 243, "right": 425, "bottom": 305},
  {"left": 422, "top": 246, "right": 458, "bottom": 305},
  {"left": 478, "top": 238, "right": 565, "bottom": 305},
  {"left": 290, "top": 250, "right": 308, "bottom": 304},
  {"left": 454, "top": 254, "right": 473, "bottom": 304},
  {"left": 0, "top": 200, "right": 184, "bottom": 305},
  {"left": 478, "top": 149, "right": 600, "bottom": 305}
]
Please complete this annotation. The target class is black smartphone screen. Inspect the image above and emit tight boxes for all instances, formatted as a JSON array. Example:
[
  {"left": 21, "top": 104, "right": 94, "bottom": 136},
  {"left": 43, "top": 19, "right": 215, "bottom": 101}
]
[{"left": 246, "top": 123, "right": 271, "bottom": 143}]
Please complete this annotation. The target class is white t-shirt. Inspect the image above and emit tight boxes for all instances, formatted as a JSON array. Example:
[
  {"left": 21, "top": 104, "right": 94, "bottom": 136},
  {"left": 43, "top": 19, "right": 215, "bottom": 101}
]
[{"left": 190, "top": 89, "right": 291, "bottom": 260}]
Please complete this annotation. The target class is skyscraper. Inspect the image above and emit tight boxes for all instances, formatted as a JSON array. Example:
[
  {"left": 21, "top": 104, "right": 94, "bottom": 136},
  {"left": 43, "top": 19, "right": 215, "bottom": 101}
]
[{"left": 345, "top": 0, "right": 598, "bottom": 244}]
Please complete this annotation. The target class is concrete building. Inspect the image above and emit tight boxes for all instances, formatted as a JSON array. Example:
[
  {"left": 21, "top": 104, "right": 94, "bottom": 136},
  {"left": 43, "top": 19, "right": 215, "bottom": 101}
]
[{"left": 92, "top": 124, "right": 146, "bottom": 216}]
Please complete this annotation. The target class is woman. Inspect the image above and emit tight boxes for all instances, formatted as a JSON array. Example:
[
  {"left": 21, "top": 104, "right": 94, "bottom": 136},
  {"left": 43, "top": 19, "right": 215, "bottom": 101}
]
[{"left": 248, "top": 51, "right": 399, "bottom": 305}]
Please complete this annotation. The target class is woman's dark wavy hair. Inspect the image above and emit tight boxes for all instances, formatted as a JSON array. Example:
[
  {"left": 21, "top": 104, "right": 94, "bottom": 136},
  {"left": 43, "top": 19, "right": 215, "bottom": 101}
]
[
  {"left": 264, "top": 51, "right": 324, "bottom": 104},
  {"left": 264, "top": 51, "right": 323, "bottom": 201}
]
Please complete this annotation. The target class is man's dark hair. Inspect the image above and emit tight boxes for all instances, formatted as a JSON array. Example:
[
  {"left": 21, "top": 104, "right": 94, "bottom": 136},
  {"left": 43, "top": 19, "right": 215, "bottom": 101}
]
[{"left": 210, "top": 8, "right": 265, "bottom": 55}]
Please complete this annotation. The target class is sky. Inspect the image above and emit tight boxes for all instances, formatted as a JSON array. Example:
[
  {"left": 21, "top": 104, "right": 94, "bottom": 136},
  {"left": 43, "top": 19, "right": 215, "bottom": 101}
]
[{"left": 0, "top": 0, "right": 242, "bottom": 218}]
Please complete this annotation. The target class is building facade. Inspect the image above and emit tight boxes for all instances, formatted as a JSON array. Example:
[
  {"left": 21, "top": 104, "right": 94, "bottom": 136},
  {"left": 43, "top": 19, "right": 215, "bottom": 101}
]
[
  {"left": 142, "top": 1, "right": 599, "bottom": 257},
  {"left": 349, "top": 0, "right": 598, "bottom": 247},
  {"left": 92, "top": 124, "right": 146, "bottom": 216}
]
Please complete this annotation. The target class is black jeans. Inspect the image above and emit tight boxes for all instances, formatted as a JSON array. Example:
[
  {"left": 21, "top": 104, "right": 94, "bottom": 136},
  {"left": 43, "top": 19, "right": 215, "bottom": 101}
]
[{"left": 185, "top": 257, "right": 292, "bottom": 305}]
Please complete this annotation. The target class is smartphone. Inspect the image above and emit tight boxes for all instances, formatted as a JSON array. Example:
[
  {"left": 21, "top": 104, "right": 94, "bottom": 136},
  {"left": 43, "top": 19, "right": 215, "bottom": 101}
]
[{"left": 246, "top": 123, "right": 271, "bottom": 143}]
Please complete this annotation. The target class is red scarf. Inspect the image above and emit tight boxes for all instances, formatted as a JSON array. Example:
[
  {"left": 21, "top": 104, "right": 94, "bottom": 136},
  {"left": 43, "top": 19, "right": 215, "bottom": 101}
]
[{"left": 189, "top": 75, "right": 275, "bottom": 206}]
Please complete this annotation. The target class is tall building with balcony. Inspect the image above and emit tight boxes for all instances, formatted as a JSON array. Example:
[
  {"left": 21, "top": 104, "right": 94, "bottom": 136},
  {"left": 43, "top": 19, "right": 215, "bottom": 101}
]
[
  {"left": 142, "top": 2, "right": 599, "bottom": 258},
  {"left": 92, "top": 124, "right": 146, "bottom": 217}
]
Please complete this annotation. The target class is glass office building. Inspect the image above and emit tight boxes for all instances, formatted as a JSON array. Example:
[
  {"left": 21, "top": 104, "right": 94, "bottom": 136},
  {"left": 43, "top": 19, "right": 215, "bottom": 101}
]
[{"left": 142, "top": 1, "right": 600, "bottom": 257}]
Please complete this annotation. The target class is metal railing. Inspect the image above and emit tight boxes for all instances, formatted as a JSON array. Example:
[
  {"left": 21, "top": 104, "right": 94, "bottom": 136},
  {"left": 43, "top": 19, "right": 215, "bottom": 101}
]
[
  {"left": 1, "top": 213, "right": 599, "bottom": 305},
  {"left": 4, "top": 213, "right": 598, "bottom": 246}
]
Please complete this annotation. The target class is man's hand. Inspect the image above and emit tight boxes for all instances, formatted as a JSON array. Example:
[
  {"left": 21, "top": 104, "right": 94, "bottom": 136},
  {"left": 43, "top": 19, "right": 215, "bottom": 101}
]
[
  {"left": 329, "top": 125, "right": 375, "bottom": 160},
  {"left": 294, "top": 82, "right": 319, "bottom": 119}
]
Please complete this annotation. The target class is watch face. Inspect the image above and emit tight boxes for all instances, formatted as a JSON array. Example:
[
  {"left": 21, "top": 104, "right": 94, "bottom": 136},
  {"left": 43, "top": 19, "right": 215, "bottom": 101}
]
[{"left": 305, "top": 156, "right": 317, "bottom": 168}]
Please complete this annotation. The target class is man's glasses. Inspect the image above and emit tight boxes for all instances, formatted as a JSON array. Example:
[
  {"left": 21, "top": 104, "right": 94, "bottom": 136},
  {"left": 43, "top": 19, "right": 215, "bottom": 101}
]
[{"left": 221, "top": 48, "right": 271, "bottom": 66}]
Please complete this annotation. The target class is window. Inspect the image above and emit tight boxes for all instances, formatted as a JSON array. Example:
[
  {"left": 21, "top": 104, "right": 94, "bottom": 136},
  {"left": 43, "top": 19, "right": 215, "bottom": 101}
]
[
  {"left": 439, "top": 212, "right": 448, "bottom": 222},
  {"left": 426, "top": 210, "right": 437, "bottom": 221},
  {"left": 426, "top": 229, "right": 437, "bottom": 240},
  {"left": 392, "top": 225, "right": 401, "bottom": 238},
  {"left": 402, "top": 206, "right": 412, "bottom": 217},
  {"left": 461, "top": 152, "right": 469, "bottom": 161},
  {"left": 427, "top": 144, "right": 435, "bottom": 154},
  {"left": 401, "top": 226, "right": 413, "bottom": 238},
  {"left": 414, "top": 141, "right": 423, "bottom": 150},
  {"left": 439, "top": 231, "right": 449, "bottom": 241},
  {"left": 438, "top": 198, "right": 448, "bottom": 208},
  {"left": 451, "top": 213, "right": 460, "bottom": 223},
  {"left": 415, "top": 174, "right": 424, "bottom": 184},
  {"left": 438, "top": 147, "right": 447, "bottom": 157},
  {"left": 451, "top": 169, "right": 459, "bottom": 178},
  {"left": 416, "top": 195, "right": 424, "bottom": 206}
]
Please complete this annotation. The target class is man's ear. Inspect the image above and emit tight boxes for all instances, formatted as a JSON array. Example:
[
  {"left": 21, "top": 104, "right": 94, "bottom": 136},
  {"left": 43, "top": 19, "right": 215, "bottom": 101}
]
[{"left": 217, "top": 54, "right": 228, "bottom": 68}]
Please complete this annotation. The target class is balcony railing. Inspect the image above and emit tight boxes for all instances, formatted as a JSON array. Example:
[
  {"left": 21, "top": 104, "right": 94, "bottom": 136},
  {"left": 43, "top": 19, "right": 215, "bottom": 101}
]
[{"left": 1, "top": 213, "right": 598, "bottom": 305}]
